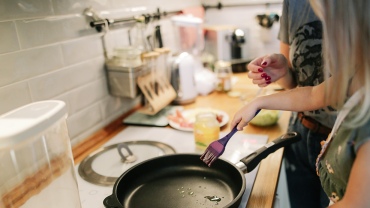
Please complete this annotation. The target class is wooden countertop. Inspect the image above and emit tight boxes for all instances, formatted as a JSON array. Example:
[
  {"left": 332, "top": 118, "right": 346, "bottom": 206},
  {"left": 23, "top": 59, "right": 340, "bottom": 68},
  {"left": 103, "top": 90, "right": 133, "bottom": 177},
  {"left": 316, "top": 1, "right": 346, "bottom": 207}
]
[{"left": 72, "top": 72, "right": 290, "bottom": 208}]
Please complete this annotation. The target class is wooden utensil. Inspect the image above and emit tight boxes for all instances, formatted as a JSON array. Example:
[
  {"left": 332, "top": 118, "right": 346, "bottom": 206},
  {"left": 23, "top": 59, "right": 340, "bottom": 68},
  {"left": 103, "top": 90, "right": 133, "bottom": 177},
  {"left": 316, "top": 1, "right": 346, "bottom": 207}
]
[{"left": 137, "top": 52, "right": 176, "bottom": 115}]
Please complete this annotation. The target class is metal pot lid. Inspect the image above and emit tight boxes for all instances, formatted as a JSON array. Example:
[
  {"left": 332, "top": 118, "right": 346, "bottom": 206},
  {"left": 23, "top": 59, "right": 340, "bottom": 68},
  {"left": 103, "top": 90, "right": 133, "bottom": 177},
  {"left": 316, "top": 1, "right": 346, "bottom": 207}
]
[{"left": 78, "top": 140, "right": 176, "bottom": 186}]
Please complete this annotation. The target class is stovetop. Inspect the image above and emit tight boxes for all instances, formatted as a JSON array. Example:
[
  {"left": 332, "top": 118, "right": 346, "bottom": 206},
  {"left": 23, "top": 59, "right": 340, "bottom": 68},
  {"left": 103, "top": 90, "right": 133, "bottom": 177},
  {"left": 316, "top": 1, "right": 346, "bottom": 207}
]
[{"left": 75, "top": 126, "right": 268, "bottom": 208}]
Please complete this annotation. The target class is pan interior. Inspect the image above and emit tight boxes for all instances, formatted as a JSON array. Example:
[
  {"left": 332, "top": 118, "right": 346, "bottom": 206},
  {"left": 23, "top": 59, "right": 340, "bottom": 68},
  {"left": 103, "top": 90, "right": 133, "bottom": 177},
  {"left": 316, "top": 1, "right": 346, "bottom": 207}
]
[{"left": 115, "top": 154, "right": 245, "bottom": 208}]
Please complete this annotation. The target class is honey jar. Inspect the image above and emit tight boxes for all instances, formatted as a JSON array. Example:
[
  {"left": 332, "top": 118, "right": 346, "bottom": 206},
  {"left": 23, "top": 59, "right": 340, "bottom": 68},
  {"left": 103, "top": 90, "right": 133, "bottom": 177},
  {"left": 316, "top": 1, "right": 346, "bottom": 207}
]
[{"left": 193, "top": 112, "right": 220, "bottom": 150}]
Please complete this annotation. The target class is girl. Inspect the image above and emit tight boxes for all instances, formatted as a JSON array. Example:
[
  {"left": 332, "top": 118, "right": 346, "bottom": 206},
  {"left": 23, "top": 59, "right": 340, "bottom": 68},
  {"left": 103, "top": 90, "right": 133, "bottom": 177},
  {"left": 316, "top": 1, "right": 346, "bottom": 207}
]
[{"left": 231, "top": 0, "right": 370, "bottom": 206}]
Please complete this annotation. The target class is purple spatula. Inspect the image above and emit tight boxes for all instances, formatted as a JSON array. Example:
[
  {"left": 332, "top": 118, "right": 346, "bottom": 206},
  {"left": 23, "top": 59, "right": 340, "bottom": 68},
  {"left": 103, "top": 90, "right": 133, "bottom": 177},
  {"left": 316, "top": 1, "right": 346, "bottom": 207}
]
[{"left": 200, "top": 109, "right": 261, "bottom": 167}]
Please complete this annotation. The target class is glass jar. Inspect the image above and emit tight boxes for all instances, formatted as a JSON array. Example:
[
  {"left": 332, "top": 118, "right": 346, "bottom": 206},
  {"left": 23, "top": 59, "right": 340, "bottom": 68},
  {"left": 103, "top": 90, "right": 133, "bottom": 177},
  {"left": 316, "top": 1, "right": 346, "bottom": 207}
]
[
  {"left": 215, "top": 60, "right": 233, "bottom": 92},
  {"left": 193, "top": 112, "right": 220, "bottom": 150},
  {"left": 112, "top": 46, "right": 142, "bottom": 67}
]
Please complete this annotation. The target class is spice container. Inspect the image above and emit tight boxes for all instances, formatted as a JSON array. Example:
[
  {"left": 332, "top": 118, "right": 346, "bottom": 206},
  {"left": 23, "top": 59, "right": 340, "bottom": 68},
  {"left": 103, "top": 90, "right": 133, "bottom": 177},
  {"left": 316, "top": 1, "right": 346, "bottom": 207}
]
[
  {"left": 193, "top": 112, "right": 220, "bottom": 150},
  {"left": 215, "top": 60, "right": 233, "bottom": 92}
]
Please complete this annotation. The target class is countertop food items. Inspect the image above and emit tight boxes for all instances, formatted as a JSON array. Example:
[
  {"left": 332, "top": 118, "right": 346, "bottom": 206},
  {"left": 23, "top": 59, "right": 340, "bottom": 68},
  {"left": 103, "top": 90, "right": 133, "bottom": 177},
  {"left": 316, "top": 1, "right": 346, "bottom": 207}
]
[
  {"left": 72, "top": 73, "right": 291, "bottom": 208},
  {"left": 249, "top": 109, "right": 279, "bottom": 126},
  {"left": 193, "top": 112, "right": 220, "bottom": 150},
  {"left": 167, "top": 108, "right": 228, "bottom": 131}
]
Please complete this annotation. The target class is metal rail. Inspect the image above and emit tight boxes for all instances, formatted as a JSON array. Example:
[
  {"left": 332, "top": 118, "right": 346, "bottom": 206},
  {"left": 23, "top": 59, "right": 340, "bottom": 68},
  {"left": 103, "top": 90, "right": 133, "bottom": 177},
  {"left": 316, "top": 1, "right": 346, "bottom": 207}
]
[
  {"left": 85, "top": 7, "right": 181, "bottom": 32},
  {"left": 202, "top": 1, "right": 282, "bottom": 10},
  {"left": 85, "top": 2, "right": 282, "bottom": 32}
]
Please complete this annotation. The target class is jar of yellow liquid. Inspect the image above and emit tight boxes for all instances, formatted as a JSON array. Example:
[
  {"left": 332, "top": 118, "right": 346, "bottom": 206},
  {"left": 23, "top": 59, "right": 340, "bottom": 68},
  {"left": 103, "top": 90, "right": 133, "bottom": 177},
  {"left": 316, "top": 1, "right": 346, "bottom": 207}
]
[{"left": 193, "top": 112, "right": 220, "bottom": 150}]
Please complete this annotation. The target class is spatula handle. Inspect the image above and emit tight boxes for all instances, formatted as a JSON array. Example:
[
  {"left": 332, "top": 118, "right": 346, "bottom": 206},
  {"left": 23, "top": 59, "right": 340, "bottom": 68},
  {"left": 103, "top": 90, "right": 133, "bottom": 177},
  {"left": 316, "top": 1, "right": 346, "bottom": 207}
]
[{"left": 218, "top": 125, "right": 238, "bottom": 145}]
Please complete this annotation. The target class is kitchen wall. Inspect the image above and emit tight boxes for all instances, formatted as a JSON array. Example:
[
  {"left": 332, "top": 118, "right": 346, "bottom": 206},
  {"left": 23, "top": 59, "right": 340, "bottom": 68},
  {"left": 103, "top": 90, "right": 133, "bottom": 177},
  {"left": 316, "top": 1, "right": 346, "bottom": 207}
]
[
  {"left": 0, "top": 0, "right": 282, "bottom": 146},
  {"left": 202, "top": 0, "right": 283, "bottom": 59},
  {"left": 0, "top": 0, "right": 199, "bottom": 146}
]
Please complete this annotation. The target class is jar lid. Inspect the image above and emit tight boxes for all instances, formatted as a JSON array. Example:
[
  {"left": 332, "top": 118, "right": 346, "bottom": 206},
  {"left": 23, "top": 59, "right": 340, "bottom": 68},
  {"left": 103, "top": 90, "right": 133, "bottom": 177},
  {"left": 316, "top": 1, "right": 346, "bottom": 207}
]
[
  {"left": 196, "top": 112, "right": 217, "bottom": 119},
  {"left": 215, "top": 60, "right": 231, "bottom": 68},
  {"left": 78, "top": 140, "right": 176, "bottom": 186},
  {"left": 113, "top": 46, "right": 141, "bottom": 58},
  {"left": 0, "top": 100, "right": 67, "bottom": 148}
]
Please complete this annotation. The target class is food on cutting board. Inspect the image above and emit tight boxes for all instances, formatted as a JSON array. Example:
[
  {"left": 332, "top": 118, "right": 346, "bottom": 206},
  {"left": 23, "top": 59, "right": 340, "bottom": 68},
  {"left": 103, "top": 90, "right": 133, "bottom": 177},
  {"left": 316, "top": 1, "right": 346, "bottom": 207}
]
[
  {"left": 167, "top": 109, "right": 224, "bottom": 128},
  {"left": 249, "top": 109, "right": 279, "bottom": 126}
]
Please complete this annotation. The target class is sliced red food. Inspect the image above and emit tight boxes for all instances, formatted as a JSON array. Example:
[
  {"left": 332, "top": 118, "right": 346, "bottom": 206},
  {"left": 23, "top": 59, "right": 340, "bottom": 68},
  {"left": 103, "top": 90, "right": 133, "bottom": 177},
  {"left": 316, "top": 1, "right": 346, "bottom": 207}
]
[
  {"left": 179, "top": 121, "right": 194, "bottom": 128},
  {"left": 168, "top": 110, "right": 194, "bottom": 128},
  {"left": 216, "top": 114, "right": 223, "bottom": 123},
  {"left": 176, "top": 109, "right": 185, "bottom": 119}
]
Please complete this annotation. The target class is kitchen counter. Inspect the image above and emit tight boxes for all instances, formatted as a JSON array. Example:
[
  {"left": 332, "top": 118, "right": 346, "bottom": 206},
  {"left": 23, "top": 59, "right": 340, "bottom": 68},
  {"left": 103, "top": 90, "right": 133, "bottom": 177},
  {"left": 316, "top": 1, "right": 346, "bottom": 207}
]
[{"left": 72, "top": 72, "right": 291, "bottom": 208}]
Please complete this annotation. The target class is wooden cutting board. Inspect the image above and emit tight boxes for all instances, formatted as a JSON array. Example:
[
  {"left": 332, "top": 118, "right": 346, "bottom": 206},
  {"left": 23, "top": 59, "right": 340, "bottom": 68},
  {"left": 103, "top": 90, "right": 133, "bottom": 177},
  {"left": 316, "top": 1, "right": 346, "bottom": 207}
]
[{"left": 137, "top": 51, "right": 177, "bottom": 115}]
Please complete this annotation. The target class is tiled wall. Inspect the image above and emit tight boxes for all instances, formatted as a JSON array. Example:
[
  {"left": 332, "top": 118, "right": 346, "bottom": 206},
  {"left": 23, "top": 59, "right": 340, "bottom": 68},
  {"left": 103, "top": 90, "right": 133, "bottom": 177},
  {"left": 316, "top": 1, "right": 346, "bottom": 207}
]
[
  {"left": 0, "top": 0, "right": 282, "bottom": 146},
  {"left": 0, "top": 0, "right": 200, "bottom": 146}
]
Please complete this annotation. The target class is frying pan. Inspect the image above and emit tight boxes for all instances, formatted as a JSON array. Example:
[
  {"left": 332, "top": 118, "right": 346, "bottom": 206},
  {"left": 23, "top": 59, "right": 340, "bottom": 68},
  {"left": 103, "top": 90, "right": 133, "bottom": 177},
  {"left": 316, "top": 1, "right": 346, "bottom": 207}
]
[{"left": 103, "top": 132, "right": 301, "bottom": 208}]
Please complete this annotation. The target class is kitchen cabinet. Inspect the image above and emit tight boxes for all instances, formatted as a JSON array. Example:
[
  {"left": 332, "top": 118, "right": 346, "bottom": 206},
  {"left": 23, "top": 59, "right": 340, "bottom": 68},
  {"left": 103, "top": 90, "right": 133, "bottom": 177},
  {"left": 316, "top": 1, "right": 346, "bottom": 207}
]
[{"left": 72, "top": 72, "right": 291, "bottom": 208}]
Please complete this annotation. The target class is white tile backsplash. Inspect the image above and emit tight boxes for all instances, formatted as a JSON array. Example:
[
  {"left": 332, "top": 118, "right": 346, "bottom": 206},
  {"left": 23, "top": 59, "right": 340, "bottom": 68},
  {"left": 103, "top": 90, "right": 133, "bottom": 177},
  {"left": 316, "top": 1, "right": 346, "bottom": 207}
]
[
  {"left": 28, "top": 56, "right": 105, "bottom": 101},
  {"left": 61, "top": 35, "right": 104, "bottom": 65},
  {"left": 100, "top": 95, "right": 139, "bottom": 121},
  {"left": 0, "top": 81, "right": 32, "bottom": 114},
  {"left": 0, "top": 21, "right": 20, "bottom": 53},
  {"left": 0, "top": 0, "right": 282, "bottom": 145},
  {"left": 66, "top": 102, "right": 103, "bottom": 139},
  {"left": 16, "top": 16, "right": 96, "bottom": 49},
  {"left": 0, "top": 45, "right": 64, "bottom": 87},
  {"left": 52, "top": 0, "right": 112, "bottom": 16},
  {"left": 0, "top": 0, "right": 54, "bottom": 21},
  {"left": 68, "top": 78, "right": 108, "bottom": 115}
]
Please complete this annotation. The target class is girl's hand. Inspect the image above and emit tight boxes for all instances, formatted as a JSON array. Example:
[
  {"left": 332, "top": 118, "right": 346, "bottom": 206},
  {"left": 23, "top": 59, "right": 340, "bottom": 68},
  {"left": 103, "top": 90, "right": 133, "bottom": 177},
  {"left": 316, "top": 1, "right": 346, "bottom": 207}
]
[
  {"left": 247, "top": 54, "right": 290, "bottom": 87},
  {"left": 231, "top": 101, "right": 260, "bottom": 131}
]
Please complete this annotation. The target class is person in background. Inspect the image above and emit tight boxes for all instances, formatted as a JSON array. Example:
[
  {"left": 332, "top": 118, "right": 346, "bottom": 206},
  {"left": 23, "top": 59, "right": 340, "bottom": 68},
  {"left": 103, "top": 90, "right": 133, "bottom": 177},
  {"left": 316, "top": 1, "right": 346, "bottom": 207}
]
[
  {"left": 233, "top": 0, "right": 370, "bottom": 207},
  {"left": 247, "top": 0, "right": 334, "bottom": 207}
]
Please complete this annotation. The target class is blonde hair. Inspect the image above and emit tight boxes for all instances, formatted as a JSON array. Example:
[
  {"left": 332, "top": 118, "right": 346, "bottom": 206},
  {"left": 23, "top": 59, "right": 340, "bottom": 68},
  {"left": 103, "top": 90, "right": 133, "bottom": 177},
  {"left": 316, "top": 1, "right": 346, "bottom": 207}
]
[{"left": 310, "top": 0, "right": 370, "bottom": 128}]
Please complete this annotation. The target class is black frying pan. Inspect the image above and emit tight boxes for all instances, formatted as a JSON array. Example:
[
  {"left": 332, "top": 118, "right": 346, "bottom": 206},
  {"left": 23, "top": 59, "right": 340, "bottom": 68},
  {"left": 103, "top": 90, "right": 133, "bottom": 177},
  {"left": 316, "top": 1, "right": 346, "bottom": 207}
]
[{"left": 103, "top": 132, "right": 301, "bottom": 208}]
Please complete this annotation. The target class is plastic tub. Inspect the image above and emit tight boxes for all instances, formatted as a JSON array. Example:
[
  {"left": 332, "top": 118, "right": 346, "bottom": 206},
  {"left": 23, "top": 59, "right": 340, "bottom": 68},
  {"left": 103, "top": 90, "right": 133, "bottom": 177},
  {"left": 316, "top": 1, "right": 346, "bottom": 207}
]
[{"left": 0, "top": 100, "right": 81, "bottom": 208}]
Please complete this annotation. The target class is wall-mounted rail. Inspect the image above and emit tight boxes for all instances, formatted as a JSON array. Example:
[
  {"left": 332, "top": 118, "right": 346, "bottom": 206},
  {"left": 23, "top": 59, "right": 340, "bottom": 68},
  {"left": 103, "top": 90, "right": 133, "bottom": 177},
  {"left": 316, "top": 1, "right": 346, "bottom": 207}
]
[
  {"left": 85, "top": 7, "right": 181, "bottom": 32},
  {"left": 202, "top": 1, "right": 282, "bottom": 10}
]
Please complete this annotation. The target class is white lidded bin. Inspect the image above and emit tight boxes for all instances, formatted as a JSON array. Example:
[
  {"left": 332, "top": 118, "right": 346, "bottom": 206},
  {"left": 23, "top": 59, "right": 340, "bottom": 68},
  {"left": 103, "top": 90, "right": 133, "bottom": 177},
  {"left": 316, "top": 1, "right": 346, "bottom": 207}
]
[{"left": 0, "top": 100, "right": 81, "bottom": 208}]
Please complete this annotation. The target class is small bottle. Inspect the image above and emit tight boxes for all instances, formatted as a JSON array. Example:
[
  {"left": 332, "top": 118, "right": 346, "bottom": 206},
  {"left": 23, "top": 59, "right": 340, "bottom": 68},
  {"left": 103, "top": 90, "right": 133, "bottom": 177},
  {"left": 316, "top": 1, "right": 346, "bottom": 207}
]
[
  {"left": 193, "top": 112, "right": 220, "bottom": 150},
  {"left": 215, "top": 60, "right": 232, "bottom": 92}
]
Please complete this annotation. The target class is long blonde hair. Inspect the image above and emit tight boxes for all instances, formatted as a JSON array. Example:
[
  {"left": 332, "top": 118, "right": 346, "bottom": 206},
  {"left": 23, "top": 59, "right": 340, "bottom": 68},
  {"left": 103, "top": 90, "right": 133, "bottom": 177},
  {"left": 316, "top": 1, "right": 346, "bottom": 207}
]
[{"left": 310, "top": 0, "right": 370, "bottom": 128}]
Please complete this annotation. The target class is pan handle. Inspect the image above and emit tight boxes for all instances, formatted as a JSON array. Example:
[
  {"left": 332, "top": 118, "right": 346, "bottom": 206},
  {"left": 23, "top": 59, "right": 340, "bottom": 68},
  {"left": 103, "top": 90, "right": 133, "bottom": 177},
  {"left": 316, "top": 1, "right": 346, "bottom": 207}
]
[
  {"left": 235, "top": 132, "right": 301, "bottom": 173},
  {"left": 103, "top": 195, "right": 121, "bottom": 208}
]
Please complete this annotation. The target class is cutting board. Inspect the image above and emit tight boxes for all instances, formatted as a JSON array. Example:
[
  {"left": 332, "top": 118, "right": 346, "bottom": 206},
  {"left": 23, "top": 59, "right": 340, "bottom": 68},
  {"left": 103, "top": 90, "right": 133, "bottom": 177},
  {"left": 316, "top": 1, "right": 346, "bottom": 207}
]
[{"left": 123, "top": 106, "right": 183, "bottom": 127}]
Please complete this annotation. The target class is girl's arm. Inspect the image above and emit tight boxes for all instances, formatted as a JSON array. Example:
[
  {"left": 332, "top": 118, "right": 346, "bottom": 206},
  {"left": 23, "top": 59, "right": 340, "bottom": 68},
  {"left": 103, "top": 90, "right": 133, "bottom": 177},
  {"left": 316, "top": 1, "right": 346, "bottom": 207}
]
[
  {"left": 231, "top": 77, "right": 333, "bottom": 130},
  {"left": 330, "top": 140, "right": 370, "bottom": 207},
  {"left": 276, "top": 42, "right": 297, "bottom": 89}
]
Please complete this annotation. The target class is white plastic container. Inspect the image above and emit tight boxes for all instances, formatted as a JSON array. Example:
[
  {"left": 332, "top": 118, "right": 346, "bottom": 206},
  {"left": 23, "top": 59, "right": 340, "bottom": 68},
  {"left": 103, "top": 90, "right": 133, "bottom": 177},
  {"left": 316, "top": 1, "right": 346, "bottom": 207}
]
[{"left": 0, "top": 100, "right": 81, "bottom": 208}]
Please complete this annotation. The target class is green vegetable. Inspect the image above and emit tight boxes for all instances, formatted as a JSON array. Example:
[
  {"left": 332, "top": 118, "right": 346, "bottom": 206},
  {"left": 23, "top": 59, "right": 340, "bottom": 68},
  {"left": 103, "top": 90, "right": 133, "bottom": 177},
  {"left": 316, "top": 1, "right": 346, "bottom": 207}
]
[{"left": 249, "top": 110, "right": 279, "bottom": 126}]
